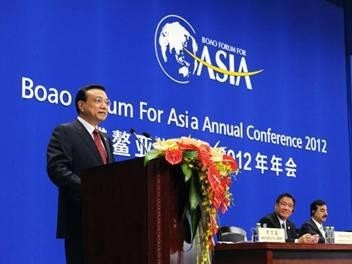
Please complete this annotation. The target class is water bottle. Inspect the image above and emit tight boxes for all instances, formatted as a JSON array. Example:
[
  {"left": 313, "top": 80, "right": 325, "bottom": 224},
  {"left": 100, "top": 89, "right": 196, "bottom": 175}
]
[
  {"left": 330, "top": 226, "right": 335, "bottom": 244},
  {"left": 250, "top": 226, "right": 256, "bottom": 242},
  {"left": 324, "top": 226, "right": 331, "bottom": 243},
  {"left": 251, "top": 222, "right": 261, "bottom": 242}
]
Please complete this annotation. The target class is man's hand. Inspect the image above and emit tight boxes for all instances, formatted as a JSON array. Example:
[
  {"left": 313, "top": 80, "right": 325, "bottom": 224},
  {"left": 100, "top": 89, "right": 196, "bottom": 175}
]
[{"left": 297, "top": 233, "right": 319, "bottom": 243}]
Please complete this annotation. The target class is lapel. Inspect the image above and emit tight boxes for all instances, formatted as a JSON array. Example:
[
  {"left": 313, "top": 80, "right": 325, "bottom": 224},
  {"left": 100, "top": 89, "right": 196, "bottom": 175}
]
[
  {"left": 286, "top": 220, "right": 294, "bottom": 235},
  {"left": 72, "top": 120, "right": 103, "bottom": 164},
  {"left": 272, "top": 213, "right": 281, "bottom": 228},
  {"left": 310, "top": 219, "right": 323, "bottom": 236},
  {"left": 273, "top": 213, "right": 294, "bottom": 239}
]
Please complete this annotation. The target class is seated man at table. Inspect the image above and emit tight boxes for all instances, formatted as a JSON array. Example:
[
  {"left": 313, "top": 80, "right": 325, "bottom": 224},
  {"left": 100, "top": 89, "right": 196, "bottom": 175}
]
[
  {"left": 300, "top": 199, "right": 328, "bottom": 243},
  {"left": 258, "top": 193, "right": 318, "bottom": 243}
]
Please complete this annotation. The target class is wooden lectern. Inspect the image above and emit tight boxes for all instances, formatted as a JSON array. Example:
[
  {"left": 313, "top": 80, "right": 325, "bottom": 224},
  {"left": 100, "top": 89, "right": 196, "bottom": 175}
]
[{"left": 81, "top": 157, "right": 196, "bottom": 264}]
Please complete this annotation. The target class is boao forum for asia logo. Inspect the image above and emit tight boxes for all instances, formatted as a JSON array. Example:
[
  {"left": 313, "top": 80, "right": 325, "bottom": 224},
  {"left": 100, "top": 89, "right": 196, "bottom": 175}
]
[{"left": 154, "top": 14, "right": 263, "bottom": 89}]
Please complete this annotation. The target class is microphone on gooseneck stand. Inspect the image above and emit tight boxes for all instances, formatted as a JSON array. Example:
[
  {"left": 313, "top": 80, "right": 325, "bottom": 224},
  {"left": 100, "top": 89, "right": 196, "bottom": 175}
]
[
  {"left": 129, "top": 128, "right": 137, "bottom": 135},
  {"left": 141, "top": 131, "right": 158, "bottom": 142},
  {"left": 130, "top": 128, "right": 149, "bottom": 154}
]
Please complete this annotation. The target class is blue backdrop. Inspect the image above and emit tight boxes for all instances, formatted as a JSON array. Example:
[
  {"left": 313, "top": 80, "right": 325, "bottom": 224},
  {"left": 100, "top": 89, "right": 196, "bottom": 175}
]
[{"left": 1, "top": 0, "right": 351, "bottom": 263}]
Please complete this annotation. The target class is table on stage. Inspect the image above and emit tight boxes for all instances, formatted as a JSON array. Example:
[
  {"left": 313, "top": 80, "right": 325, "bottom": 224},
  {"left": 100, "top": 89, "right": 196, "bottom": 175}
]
[{"left": 214, "top": 242, "right": 352, "bottom": 264}]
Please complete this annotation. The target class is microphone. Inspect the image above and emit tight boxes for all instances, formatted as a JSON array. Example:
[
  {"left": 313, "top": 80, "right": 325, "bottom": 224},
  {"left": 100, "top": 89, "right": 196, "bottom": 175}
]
[
  {"left": 129, "top": 128, "right": 137, "bottom": 135},
  {"left": 142, "top": 131, "right": 157, "bottom": 142},
  {"left": 129, "top": 128, "right": 149, "bottom": 155}
]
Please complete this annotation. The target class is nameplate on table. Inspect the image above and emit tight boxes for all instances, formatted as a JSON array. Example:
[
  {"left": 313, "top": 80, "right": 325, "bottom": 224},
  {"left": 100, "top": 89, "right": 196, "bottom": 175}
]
[
  {"left": 258, "top": 227, "right": 285, "bottom": 242},
  {"left": 334, "top": 231, "right": 352, "bottom": 244}
]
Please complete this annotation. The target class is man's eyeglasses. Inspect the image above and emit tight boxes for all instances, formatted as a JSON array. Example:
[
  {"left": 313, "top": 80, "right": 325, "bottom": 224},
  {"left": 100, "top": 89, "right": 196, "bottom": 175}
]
[
  {"left": 94, "top": 96, "right": 111, "bottom": 106},
  {"left": 279, "top": 201, "right": 294, "bottom": 209}
]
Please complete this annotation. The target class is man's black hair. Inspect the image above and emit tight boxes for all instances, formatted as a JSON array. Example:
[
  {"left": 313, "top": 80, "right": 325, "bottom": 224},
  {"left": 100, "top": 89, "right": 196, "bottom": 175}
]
[
  {"left": 75, "top": 84, "right": 105, "bottom": 113},
  {"left": 310, "top": 199, "right": 326, "bottom": 216},
  {"left": 275, "top": 192, "right": 296, "bottom": 207}
]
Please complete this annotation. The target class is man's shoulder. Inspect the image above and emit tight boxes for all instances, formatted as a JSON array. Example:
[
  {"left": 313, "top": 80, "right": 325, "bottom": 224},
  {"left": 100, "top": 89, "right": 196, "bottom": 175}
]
[
  {"left": 262, "top": 212, "right": 276, "bottom": 220},
  {"left": 50, "top": 120, "right": 85, "bottom": 138},
  {"left": 259, "top": 213, "right": 277, "bottom": 225},
  {"left": 54, "top": 120, "right": 81, "bottom": 130},
  {"left": 301, "top": 219, "right": 315, "bottom": 228}
]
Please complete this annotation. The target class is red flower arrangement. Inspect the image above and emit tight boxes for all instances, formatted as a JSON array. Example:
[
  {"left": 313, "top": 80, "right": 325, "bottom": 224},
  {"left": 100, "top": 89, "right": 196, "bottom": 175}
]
[{"left": 144, "top": 136, "right": 239, "bottom": 263}]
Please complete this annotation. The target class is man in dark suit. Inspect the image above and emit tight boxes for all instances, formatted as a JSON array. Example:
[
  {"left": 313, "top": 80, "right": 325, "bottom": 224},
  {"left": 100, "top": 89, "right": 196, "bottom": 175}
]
[
  {"left": 300, "top": 200, "right": 328, "bottom": 243},
  {"left": 258, "top": 193, "right": 317, "bottom": 243},
  {"left": 47, "top": 84, "right": 115, "bottom": 264}
]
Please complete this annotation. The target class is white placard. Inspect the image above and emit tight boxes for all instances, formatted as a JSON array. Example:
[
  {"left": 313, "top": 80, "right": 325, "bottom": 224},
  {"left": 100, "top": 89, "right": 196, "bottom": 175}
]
[
  {"left": 334, "top": 231, "right": 352, "bottom": 244},
  {"left": 257, "top": 227, "right": 285, "bottom": 242}
]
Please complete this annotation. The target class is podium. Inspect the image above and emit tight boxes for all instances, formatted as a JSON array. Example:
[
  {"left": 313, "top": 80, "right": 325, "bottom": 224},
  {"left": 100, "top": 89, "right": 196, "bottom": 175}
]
[{"left": 81, "top": 157, "right": 196, "bottom": 264}]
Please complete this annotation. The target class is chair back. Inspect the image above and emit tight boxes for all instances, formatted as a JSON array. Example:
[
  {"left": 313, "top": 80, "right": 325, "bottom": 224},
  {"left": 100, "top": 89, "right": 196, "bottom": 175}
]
[{"left": 217, "top": 226, "right": 247, "bottom": 242}]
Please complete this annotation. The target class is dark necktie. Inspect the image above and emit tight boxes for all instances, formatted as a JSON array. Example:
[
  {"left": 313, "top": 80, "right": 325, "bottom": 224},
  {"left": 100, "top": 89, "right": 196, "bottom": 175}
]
[
  {"left": 282, "top": 223, "right": 288, "bottom": 240},
  {"left": 93, "top": 129, "right": 107, "bottom": 164}
]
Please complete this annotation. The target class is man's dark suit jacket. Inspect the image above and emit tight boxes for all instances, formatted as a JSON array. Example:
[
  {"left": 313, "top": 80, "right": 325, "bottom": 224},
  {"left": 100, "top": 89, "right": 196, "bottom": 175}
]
[
  {"left": 259, "top": 212, "right": 299, "bottom": 242},
  {"left": 300, "top": 219, "right": 325, "bottom": 243},
  {"left": 47, "top": 119, "right": 115, "bottom": 238}
]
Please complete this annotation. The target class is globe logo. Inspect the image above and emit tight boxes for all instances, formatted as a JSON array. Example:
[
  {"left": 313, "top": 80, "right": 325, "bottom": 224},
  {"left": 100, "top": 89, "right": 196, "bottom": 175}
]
[{"left": 154, "top": 15, "right": 198, "bottom": 84}]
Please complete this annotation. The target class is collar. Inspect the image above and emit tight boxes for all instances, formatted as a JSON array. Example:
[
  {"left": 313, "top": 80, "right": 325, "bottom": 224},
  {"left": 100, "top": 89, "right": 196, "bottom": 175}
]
[
  {"left": 312, "top": 218, "right": 324, "bottom": 229},
  {"left": 77, "top": 116, "right": 97, "bottom": 137},
  {"left": 276, "top": 215, "right": 286, "bottom": 226}
]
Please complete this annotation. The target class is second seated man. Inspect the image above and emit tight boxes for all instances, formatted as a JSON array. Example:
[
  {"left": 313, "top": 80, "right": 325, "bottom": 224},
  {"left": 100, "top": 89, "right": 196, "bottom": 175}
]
[{"left": 300, "top": 199, "right": 328, "bottom": 243}]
